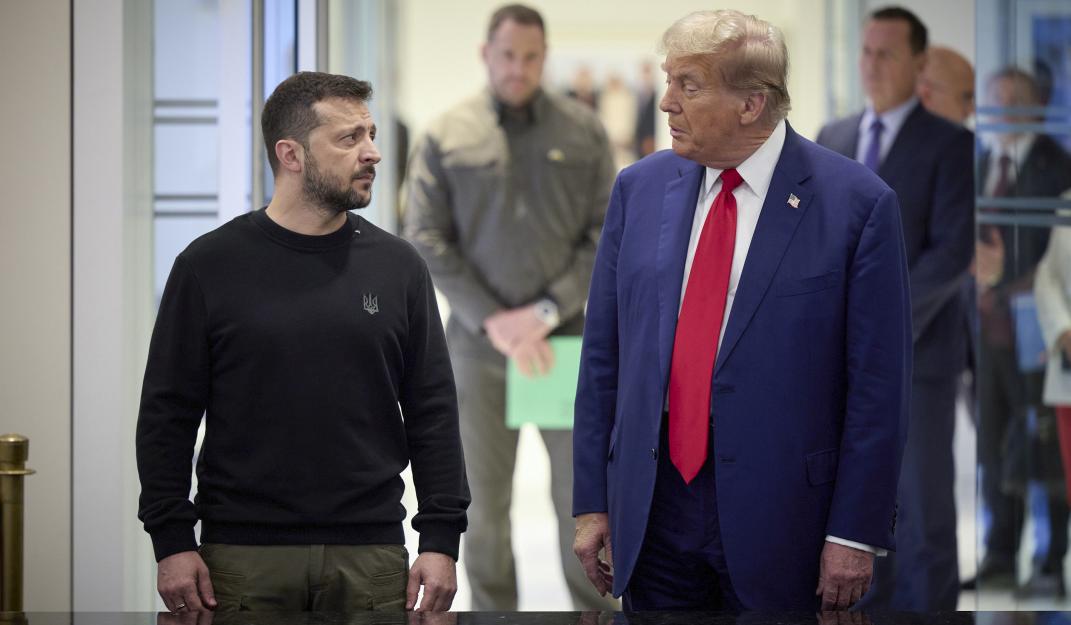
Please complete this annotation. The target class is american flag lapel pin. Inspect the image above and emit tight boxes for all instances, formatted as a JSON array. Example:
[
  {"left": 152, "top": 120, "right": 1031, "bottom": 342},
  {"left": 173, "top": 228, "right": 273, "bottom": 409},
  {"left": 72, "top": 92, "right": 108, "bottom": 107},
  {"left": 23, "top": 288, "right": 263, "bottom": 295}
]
[{"left": 787, "top": 193, "right": 800, "bottom": 209}]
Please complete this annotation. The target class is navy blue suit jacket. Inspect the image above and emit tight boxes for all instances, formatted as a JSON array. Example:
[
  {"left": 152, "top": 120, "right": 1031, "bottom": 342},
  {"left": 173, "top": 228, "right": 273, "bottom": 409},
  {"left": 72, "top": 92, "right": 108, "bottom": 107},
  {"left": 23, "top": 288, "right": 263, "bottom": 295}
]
[
  {"left": 816, "top": 104, "right": 974, "bottom": 378},
  {"left": 573, "top": 124, "right": 912, "bottom": 609}
]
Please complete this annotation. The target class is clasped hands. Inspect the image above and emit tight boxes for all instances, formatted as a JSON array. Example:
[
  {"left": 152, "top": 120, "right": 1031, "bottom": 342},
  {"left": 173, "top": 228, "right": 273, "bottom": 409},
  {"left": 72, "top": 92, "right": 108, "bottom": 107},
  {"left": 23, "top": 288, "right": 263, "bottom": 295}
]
[{"left": 483, "top": 305, "right": 555, "bottom": 376}]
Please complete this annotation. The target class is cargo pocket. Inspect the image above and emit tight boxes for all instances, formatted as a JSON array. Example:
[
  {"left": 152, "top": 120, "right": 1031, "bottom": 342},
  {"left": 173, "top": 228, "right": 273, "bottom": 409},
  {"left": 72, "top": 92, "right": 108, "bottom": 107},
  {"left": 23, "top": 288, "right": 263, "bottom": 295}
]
[
  {"left": 207, "top": 569, "right": 246, "bottom": 612},
  {"left": 369, "top": 546, "right": 408, "bottom": 611},
  {"left": 369, "top": 569, "right": 407, "bottom": 611},
  {"left": 199, "top": 544, "right": 246, "bottom": 612}
]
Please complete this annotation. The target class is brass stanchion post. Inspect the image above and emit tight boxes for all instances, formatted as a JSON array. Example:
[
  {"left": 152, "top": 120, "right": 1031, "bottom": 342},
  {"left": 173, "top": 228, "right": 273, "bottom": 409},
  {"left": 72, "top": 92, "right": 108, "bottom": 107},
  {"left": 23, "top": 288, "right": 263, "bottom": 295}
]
[{"left": 0, "top": 435, "right": 35, "bottom": 613}]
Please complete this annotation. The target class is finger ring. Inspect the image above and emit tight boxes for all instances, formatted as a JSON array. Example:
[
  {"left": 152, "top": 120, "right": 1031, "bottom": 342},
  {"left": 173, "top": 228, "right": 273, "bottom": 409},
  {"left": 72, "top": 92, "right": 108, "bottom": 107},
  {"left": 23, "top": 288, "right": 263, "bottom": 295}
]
[{"left": 174, "top": 603, "right": 187, "bottom": 611}]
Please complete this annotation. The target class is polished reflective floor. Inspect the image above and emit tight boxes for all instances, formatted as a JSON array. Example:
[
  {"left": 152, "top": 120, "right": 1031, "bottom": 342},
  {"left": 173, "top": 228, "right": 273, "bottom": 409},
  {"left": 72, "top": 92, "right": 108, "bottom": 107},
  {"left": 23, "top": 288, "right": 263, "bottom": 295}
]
[{"left": 0, "top": 612, "right": 995, "bottom": 625}]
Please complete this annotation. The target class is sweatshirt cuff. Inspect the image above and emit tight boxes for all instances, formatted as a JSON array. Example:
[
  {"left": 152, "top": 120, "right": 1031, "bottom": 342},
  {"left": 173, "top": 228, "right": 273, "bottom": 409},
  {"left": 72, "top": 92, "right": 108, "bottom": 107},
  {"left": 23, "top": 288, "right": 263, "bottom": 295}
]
[
  {"left": 417, "top": 523, "right": 462, "bottom": 561},
  {"left": 150, "top": 523, "right": 199, "bottom": 562}
]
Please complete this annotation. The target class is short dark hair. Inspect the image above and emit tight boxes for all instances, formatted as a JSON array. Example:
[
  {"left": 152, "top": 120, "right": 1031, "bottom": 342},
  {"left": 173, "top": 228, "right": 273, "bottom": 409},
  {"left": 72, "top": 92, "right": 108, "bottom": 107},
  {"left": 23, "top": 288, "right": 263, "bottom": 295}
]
[
  {"left": 987, "top": 66, "right": 1041, "bottom": 106},
  {"left": 261, "top": 71, "right": 373, "bottom": 174},
  {"left": 487, "top": 4, "right": 545, "bottom": 42},
  {"left": 870, "top": 6, "right": 928, "bottom": 55}
]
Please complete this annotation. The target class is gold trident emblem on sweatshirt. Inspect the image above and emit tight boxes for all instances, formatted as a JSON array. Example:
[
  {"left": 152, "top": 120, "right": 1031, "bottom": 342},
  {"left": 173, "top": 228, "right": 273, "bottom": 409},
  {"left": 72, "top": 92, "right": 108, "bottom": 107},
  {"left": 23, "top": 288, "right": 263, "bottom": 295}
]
[{"left": 363, "top": 293, "right": 379, "bottom": 315}]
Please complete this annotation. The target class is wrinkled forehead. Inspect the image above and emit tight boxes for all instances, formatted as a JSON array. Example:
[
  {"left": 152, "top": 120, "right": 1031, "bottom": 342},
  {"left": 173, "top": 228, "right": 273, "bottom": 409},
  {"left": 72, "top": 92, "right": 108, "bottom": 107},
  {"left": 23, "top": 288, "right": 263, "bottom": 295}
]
[
  {"left": 312, "top": 97, "right": 372, "bottom": 129},
  {"left": 661, "top": 54, "right": 718, "bottom": 82}
]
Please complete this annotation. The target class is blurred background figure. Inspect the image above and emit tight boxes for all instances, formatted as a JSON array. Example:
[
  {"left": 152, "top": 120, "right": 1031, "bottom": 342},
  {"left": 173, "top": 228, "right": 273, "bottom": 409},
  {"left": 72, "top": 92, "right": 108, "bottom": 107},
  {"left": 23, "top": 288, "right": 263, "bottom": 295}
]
[
  {"left": 918, "top": 45, "right": 976, "bottom": 126},
  {"left": 633, "top": 61, "right": 658, "bottom": 159},
  {"left": 1032, "top": 190, "right": 1071, "bottom": 560},
  {"left": 403, "top": 3, "right": 618, "bottom": 612},
  {"left": 970, "top": 66, "right": 1071, "bottom": 600},
  {"left": 567, "top": 65, "right": 599, "bottom": 109},
  {"left": 916, "top": 44, "right": 978, "bottom": 514},
  {"left": 817, "top": 6, "right": 975, "bottom": 611},
  {"left": 1035, "top": 194, "right": 1071, "bottom": 533},
  {"left": 597, "top": 73, "right": 637, "bottom": 169}
]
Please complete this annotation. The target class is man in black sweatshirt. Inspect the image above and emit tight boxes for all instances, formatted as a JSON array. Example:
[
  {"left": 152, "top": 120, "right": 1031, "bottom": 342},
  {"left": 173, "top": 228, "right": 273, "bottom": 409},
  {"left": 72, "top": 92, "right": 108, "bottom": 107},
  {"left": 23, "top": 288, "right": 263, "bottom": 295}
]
[{"left": 136, "top": 72, "right": 469, "bottom": 613}]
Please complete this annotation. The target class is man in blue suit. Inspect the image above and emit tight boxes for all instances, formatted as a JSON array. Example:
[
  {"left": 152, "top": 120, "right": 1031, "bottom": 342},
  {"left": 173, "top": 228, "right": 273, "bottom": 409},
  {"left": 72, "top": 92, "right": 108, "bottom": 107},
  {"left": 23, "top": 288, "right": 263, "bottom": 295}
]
[
  {"left": 572, "top": 9, "right": 912, "bottom": 611},
  {"left": 816, "top": 7, "right": 975, "bottom": 611}
]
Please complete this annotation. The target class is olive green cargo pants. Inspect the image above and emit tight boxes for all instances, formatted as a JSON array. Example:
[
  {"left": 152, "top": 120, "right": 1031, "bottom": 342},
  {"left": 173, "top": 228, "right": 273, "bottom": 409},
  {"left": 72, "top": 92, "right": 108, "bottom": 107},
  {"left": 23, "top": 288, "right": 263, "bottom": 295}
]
[{"left": 199, "top": 543, "right": 408, "bottom": 612}]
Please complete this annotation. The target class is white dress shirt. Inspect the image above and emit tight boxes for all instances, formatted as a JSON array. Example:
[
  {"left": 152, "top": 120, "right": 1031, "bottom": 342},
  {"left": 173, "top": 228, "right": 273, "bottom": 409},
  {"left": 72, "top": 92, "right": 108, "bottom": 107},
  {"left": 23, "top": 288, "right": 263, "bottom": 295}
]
[
  {"left": 678, "top": 119, "right": 886, "bottom": 557},
  {"left": 855, "top": 96, "right": 919, "bottom": 167},
  {"left": 983, "top": 133, "right": 1037, "bottom": 196}
]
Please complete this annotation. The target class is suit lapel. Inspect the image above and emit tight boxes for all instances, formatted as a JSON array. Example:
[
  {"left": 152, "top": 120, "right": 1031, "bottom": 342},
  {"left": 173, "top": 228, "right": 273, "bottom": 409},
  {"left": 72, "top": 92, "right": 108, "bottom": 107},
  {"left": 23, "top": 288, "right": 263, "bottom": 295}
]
[
  {"left": 657, "top": 163, "right": 705, "bottom": 396},
  {"left": 877, "top": 103, "right": 924, "bottom": 180},
  {"left": 714, "top": 126, "right": 813, "bottom": 375}
]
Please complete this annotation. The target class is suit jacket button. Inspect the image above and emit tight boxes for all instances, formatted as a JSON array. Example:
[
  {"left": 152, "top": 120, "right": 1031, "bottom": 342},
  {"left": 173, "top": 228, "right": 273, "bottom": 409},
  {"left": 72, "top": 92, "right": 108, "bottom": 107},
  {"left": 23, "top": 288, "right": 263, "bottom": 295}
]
[{"left": 650, "top": 448, "right": 658, "bottom": 459}]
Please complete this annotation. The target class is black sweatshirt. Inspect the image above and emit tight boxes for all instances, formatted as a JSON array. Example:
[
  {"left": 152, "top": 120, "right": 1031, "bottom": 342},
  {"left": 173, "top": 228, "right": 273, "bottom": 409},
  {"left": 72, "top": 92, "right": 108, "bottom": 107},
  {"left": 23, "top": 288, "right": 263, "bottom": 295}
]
[{"left": 136, "top": 208, "right": 469, "bottom": 562}]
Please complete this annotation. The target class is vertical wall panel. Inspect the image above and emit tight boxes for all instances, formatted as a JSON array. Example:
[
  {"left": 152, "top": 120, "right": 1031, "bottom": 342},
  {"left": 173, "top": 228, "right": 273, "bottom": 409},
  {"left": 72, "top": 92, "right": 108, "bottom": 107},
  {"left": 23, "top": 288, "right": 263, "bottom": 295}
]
[{"left": 0, "top": 0, "right": 72, "bottom": 612}]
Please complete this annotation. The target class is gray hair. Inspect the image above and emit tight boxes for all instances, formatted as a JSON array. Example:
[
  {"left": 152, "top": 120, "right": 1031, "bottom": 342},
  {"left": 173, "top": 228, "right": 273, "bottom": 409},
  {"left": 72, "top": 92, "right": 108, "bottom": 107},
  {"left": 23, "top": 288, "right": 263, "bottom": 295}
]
[{"left": 660, "top": 10, "right": 791, "bottom": 124}]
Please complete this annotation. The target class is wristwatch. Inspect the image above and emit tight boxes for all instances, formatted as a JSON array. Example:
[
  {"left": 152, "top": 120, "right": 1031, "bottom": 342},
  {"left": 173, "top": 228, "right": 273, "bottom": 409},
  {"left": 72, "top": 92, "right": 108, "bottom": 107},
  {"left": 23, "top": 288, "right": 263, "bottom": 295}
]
[{"left": 533, "top": 297, "right": 560, "bottom": 328}]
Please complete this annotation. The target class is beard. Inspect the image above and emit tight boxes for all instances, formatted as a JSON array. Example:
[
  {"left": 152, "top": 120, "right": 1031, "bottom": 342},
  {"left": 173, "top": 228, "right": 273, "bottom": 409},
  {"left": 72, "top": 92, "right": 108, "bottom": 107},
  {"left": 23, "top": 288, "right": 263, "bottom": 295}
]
[{"left": 302, "top": 151, "right": 374, "bottom": 213}]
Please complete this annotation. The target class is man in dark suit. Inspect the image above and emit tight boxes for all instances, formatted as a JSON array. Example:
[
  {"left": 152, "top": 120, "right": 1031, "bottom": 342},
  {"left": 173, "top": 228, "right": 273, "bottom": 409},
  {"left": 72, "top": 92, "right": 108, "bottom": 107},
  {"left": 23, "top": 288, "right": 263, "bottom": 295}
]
[
  {"left": 971, "top": 67, "right": 1071, "bottom": 598},
  {"left": 572, "top": 9, "right": 911, "bottom": 611},
  {"left": 816, "top": 6, "right": 975, "bottom": 611}
]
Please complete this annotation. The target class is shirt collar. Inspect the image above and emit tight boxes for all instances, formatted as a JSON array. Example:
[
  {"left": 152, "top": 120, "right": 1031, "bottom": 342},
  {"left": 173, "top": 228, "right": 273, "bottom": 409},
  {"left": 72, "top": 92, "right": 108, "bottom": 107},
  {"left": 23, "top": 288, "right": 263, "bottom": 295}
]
[
  {"left": 702, "top": 119, "right": 787, "bottom": 199},
  {"left": 988, "top": 133, "right": 1037, "bottom": 167},
  {"left": 488, "top": 87, "right": 546, "bottom": 125},
  {"left": 860, "top": 96, "right": 918, "bottom": 142}
]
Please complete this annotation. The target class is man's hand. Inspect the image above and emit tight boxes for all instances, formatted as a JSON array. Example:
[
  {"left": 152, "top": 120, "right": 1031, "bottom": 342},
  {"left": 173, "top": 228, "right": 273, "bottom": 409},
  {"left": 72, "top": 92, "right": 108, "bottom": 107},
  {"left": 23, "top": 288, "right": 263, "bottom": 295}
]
[
  {"left": 510, "top": 338, "right": 555, "bottom": 377},
  {"left": 406, "top": 552, "right": 457, "bottom": 612},
  {"left": 815, "top": 542, "right": 874, "bottom": 611},
  {"left": 976, "top": 226, "right": 1005, "bottom": 289},
  {"left": 574, "top": 513, "right": 614, "bottom": 596},
  {"left": 157, "top": 551, "right": 217, "bottom": 612},
  {"left": 483, "top": 305, "right": 552, "bottom": 356}
]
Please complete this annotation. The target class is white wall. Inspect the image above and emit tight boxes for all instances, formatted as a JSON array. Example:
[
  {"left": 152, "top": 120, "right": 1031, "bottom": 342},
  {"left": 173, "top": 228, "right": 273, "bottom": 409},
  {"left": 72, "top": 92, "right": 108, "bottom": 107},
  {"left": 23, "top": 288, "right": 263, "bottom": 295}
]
[
  {"left": 397, "top": 0, "right": 830, "bottom": 143},
  {"left": 0, "top": 0, "right": 72, "bottom": 612},
  {"left": 72, "top": 0, "right": 157, "bottom": 611},
  {"left": 863, "top": 0, "right": 975, "bottom": 63}
]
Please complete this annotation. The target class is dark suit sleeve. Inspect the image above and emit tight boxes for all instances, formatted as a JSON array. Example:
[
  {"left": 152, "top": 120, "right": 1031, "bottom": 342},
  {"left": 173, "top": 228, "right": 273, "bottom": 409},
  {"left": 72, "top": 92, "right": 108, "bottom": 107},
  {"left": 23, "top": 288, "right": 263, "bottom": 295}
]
[
  {"left": 572, "top": 174, "right": 625, "bottom": 516},
  {"left": 546, "top": 123, "right": 615, "bottom": 321},
  {"left": 827, "top": 187, "right": 912, "bottom": 549},
  {"left": 907, "top": 129, "right": 974, "bottom": 341}
]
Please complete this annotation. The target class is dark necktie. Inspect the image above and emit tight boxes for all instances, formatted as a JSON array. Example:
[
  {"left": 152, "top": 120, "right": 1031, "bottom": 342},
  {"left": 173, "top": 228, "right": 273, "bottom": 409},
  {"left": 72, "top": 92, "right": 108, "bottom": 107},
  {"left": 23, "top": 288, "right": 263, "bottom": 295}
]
[
  {"left": 668, "top": 168, "right": 743, "bottom": 484},
  {"left": 992, "top": 154, "right": 1013, "bottom": 197},
  {"left": 863, "top": 118, "right": 885, "bottom": 172}
]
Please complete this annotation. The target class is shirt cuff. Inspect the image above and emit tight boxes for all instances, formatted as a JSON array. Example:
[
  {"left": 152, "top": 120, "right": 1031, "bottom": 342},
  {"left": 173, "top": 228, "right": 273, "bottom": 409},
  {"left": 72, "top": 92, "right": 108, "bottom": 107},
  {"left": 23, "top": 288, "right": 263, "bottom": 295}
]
[{"left": 826, "top": 535, "right": 888, "bottom": 557}]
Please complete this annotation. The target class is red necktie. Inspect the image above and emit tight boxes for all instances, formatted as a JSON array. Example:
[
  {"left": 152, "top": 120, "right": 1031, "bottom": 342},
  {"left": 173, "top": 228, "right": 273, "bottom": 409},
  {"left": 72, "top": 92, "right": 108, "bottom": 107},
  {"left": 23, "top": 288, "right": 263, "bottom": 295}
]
[{"left": 668, "top": 168, "right": 742, "bottom": 484}]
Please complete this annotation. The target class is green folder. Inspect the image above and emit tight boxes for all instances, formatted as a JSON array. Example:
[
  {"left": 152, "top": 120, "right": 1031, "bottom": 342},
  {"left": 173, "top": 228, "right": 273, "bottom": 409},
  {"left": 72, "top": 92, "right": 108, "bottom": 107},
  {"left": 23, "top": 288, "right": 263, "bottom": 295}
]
[{"left": 506, "top": 336, "right": 582, "bottom": 430}]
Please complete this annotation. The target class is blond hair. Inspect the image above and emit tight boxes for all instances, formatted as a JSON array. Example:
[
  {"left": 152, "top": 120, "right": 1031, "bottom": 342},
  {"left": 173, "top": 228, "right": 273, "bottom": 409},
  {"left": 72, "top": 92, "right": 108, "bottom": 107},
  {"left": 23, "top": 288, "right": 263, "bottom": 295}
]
[{"left": 660, "top": 10, "right": 791, "bottom": 123}]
